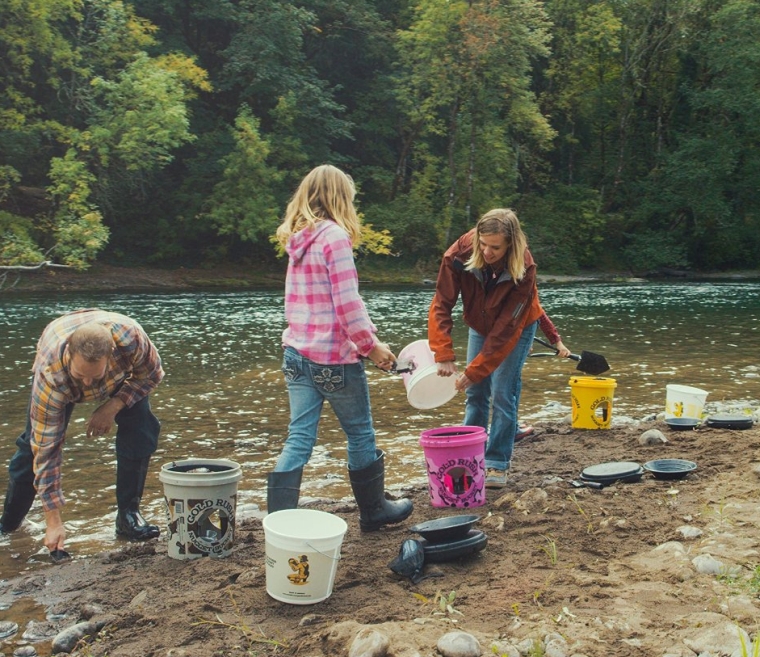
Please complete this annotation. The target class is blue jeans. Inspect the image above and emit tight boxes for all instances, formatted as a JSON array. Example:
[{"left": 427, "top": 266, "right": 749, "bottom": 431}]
[
  {"left": 276, "top": 347, "right": 377, "bottom": 472},
  {"left": 463, "top": 321, "right": 537, "bottom": 471}
]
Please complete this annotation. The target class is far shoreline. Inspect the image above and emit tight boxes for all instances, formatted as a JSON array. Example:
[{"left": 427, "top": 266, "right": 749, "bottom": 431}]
[{"left": 1, "top": 262, "right": 759, "bottom": 295}]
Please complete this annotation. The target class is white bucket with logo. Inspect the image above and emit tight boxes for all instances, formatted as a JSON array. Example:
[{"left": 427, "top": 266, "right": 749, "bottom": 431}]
[
  {"left": 159, "top": 458, "right": 242, "bottom": 561},
  {"left": 263, "top": 509, "right": 347, "bottom": 605},
  {"left": 397, "top": 339, "right": 458, "bottom": 410},
  {"left": 665, "top": 384, "right": 708, "bottom": 419}
]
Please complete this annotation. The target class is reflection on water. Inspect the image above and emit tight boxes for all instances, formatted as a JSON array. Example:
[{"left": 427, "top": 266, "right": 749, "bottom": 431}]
[{"left": 0, "top": 282, "right": 759, "bottom": 581}]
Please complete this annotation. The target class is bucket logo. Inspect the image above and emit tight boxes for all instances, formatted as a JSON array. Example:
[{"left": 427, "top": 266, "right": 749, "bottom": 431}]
[
  {"left": 672, "top": 401, "right": 684, "bottom": 418},
  {"left": 572, "top": 393, "right": 611, "bottom": 427},
  {"left": 287, "top": 554, "right": 310, "bottom": 585},
  {"left": 165, "top": 496, "right": 236, "bottom": 557},
  {"left": 427, "top": 457, "right": 485, "bottom": 507}
]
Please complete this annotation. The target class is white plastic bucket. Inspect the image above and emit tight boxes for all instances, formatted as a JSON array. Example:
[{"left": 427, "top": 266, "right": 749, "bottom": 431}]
[
  {"left": 397, "top": 339, "right": 457, "bottom": 410},
  {"left": 159, "top": 458, "right": 242, "bottom": 561},
  {"left": 263, "top": 509, "right": 347, "bottom": 605},
  {"left": 665, "top": 384, "right": 708, "bottom": 419}
]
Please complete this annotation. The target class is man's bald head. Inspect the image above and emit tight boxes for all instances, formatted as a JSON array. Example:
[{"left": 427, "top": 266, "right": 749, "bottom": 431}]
[{"left": 68, "top": 323, "right": 113, "bottom": 362}]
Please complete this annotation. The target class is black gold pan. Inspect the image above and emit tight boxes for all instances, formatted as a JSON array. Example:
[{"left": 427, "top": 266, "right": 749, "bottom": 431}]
[{"left": 665, "top": 417, "right": 701, "bottom": 430}]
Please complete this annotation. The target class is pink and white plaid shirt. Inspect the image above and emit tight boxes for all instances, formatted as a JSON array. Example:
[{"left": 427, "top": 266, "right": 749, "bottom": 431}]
[{"left": 282, "top": 220, "right": 377, "bottom": 364}]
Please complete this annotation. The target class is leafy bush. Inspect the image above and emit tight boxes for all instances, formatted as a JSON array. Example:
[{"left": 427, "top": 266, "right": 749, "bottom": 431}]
[{"left": 620, "top": 229, "right": 689, "bottom": 275}]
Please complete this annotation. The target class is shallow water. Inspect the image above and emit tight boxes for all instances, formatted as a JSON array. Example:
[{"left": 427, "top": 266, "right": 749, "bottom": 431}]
[{"left": 0, "top": 281, "right": 758, "bottom": 585}]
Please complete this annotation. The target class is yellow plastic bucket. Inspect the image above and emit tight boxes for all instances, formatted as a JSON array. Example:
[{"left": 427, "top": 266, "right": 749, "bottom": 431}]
[{"left": 569, "top": 376, "right": 617, "bottom": 429}]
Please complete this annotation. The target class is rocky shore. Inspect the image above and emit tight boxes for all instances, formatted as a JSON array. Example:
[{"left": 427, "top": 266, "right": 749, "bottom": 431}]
[{"left": 2, "top": 418, "right": 760, "bottom": 656}]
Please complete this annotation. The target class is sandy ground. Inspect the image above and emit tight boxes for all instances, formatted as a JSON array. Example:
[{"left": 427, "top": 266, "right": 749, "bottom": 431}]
[{"left": 3, "top": 419, "right": 760, "bottom": 657}]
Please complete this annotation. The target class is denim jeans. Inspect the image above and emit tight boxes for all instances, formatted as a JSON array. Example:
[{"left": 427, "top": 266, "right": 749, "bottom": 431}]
[
  {"left": 276, "top": 347, "right": 377, "bottom": 472},
  {"left": 463, "top": 320, "right": 538, "bottom": 471}
]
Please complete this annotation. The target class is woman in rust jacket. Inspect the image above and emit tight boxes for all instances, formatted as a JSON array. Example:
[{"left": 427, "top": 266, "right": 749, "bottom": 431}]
[{"left": 428, "top": 208, "right": 543, "bottom": 489}]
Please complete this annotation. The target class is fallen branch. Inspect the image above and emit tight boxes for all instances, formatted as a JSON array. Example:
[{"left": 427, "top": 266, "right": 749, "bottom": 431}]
[
  {"left": 0, "top": 271, "right": 21, "bottom": 289},
  {"left": 0, "top": 260, "right": 74, "bottom": 271}
]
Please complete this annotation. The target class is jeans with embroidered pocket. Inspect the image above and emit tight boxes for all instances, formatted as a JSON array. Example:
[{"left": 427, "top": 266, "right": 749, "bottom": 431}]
[{"left": 276, "top": 347, "right": 377, "bottom": 472}]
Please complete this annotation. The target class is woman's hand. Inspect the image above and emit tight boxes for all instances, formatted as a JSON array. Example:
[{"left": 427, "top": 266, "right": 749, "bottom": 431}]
[
  {"left": 455, "top": 373, "right": 473, "bottom": 391},
  {"left": 368, "top": 342, "right": 396, "bottom": 372},
  {"left": 554, "top": 340, "right": 572, "bottom": 358},
  {"left": 437, "top": 361, "right": 458, "bottom": 377}
]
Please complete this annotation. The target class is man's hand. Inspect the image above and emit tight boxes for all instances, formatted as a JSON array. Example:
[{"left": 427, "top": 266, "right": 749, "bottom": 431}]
[
  {"left": 86, "top": 398, "right": 126, "bottom": 437},
  {"left": 44, "top": 508, "right": 66, "bottom": 552}
]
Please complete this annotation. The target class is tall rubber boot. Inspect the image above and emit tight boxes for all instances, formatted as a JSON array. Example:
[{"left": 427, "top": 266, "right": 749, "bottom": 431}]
[
  {"left": 266, "top": 468, "right": 303, "bottom": 514},
  {"left": 0, "top": 478, "right": 37, "bottom": 534},
  {"left": 115, "top": 456, "right": 160, "bottom": 540},
  {"left": 348, "top": 450, "right": 413, "bottom": 532}
]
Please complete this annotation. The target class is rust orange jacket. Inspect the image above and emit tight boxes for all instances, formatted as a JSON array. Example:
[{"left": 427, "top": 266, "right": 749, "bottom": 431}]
[{"left": 427, "top": 229, "right": 543, "bottom": 384}]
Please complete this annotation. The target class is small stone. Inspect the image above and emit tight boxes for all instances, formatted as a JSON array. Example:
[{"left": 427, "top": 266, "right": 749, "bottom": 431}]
[
  {"left": 80, "top": 603, "right": 102, "bottom": 620},
  {"left": 348, "top": 628, "right": 389, "bottom": 657},
  {"left": 51, "top": 621, "right": 100, "bottom": 654},
  {"left": 22, "top": 620, "right": 59, "bottom": 641},
  {"left": 437, "top": 631, "right": 481, "bottom": 657},
  {"left": 13, "top": 646, "right": 38, "bottom": 657},
  {"left": 692, "top": 554, "right": 724, "bottom": 575},
  {"left": 489, "top": 641, "right": 519, "bottom": 657},
  {"left": 0, "top": 620, "right": 19, "bottom": 639},
  {"left": 545, "top": 640, "right": 568, "bottom": 657},
  {"left": 676, "top": 525, "right": 703, "bottom": 540},
  {"left": 639, "top": 429, "right": 667, "bottom": 445},
  {"left": 514, "top": 488, "right": 548, "bottom": 513}
]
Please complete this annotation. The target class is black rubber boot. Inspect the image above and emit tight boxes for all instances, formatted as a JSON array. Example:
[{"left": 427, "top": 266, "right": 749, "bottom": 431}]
[
  {"left": 349, "top": 450, "right": 413, "bottom": 532},
  {"left": 115, "top": 456, "right": 160, "bottom": 540},
  {"left": 267, "top": 468, "right": 303, "bottom": 514},
  {"left": 0, "top": 478, "right": 37, "bottom": 534}
]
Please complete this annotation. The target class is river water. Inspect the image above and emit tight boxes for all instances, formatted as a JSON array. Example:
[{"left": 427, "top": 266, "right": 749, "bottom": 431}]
[{"left": 0, "top": 281, "right": 759, "bottom": 584}]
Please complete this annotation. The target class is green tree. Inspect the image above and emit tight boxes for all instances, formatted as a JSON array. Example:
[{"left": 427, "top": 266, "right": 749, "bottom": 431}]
[
  {"left": 392, "top": 0, "right": 554, "bottom": 251},
  {"left": 0, "top": 0, "right": 207, "bottom": 269},
  {"left": 635, "top": 0, "right": 760, "bottom": 270},
  {"left": 204, "top": 106, "right": 282, "bottom": 249}
]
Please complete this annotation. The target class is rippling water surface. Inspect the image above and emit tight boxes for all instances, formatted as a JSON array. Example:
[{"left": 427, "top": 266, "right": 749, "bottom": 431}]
[{"left": 0, "top": 281, "right": 759, "bottom": 582}]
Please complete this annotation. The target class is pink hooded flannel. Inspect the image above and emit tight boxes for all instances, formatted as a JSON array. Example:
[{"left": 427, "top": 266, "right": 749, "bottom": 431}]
[{"left": 282, "top": 220, "right": 378, "bottom": 364}]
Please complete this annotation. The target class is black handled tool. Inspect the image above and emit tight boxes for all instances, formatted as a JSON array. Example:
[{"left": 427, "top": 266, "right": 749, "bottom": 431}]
[{"left": 533, "top": 336, "right": 610, "bottom": 376}]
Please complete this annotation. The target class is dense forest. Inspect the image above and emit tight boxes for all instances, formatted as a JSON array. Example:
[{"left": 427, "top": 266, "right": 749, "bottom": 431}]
[{"left": 1, "top": 0, "right": 758, "bottom": 275}]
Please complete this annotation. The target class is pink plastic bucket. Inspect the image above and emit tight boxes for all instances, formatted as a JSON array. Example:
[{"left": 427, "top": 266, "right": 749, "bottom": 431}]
[
  {"left": 419, "top": 426, "right": 486, "bottom": 508},
  {"left": 397, "top": 340, "right": 458, "bottom": 410}
]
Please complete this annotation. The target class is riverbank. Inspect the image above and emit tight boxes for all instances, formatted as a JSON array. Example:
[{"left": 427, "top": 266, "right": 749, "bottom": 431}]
[
  {"left": 2, "top": 418, "right": 760, "bottom": 657},
  {"left": 3, "top": 262, "right": 758, "bottom": 294}
]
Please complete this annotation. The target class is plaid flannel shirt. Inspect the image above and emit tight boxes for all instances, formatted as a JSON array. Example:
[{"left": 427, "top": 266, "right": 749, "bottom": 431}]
[
  {"left": 29, "top": 309, "right": 164, "bottom": 511},
  {"left": 282, "top": 220, "right": 377, "bottom": 364}
]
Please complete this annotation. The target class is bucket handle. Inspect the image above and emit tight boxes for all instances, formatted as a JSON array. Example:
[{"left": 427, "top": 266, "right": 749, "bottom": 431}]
[{"left": 305, "top": 542, "right": 342, "bottom": 561}]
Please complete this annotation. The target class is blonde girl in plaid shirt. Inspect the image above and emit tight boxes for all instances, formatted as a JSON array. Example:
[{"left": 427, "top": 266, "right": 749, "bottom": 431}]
[{"left": 266, "top": 165, "right": 413, "bottom": 532}]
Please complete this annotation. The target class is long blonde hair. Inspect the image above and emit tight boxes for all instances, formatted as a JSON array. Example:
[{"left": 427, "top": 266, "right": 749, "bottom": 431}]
[
  {"left": 275, "top": 165, "right": 361, "bottom": 247},
  {"left": 465, "top": 208, "right": 527, "bottom": 281}
]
